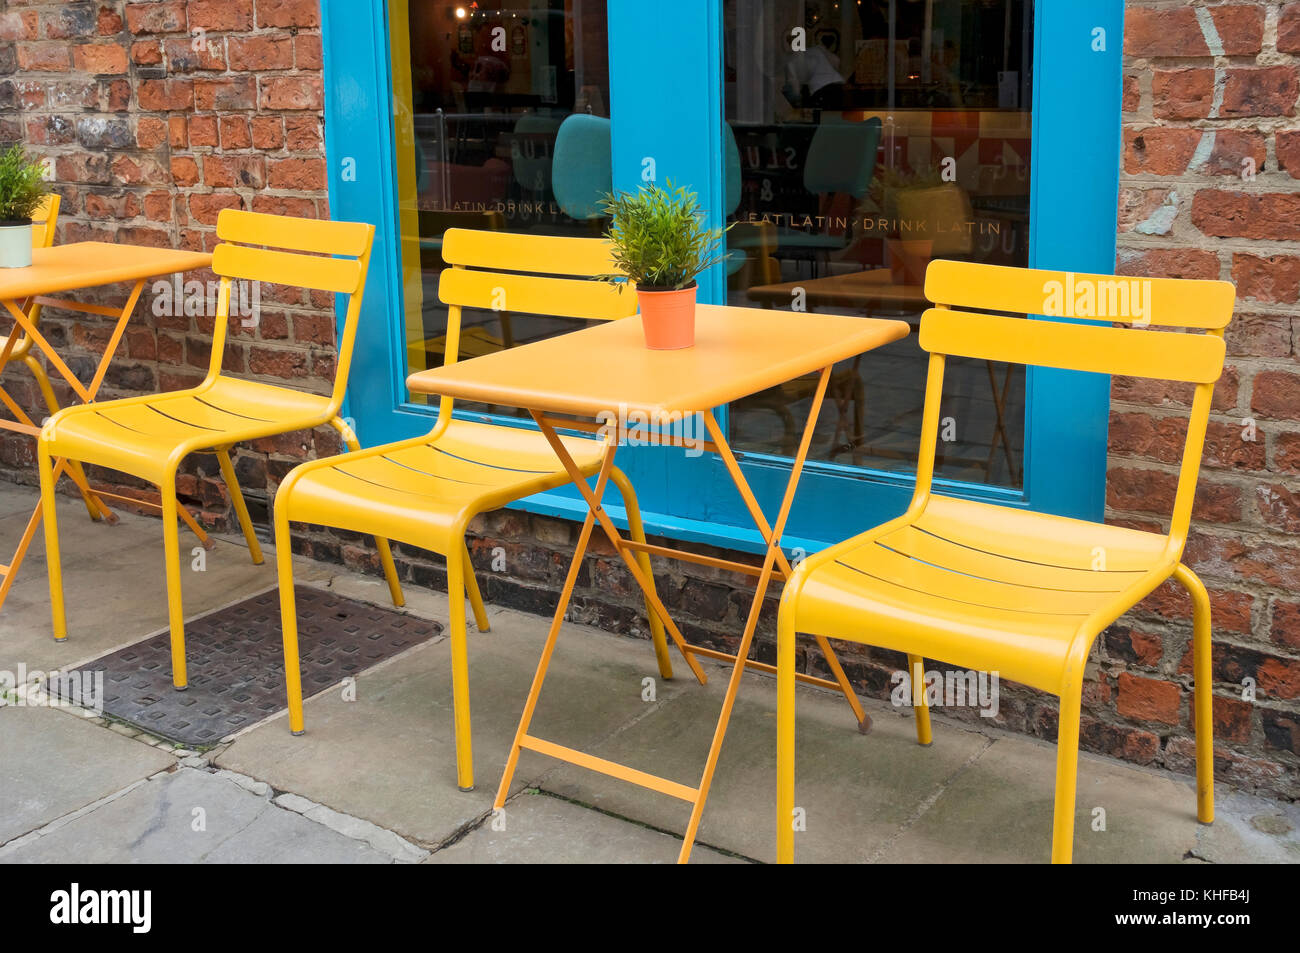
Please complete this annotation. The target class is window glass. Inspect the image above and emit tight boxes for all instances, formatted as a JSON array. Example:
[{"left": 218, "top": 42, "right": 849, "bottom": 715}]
[{"left": 723, "top": 0, "right": 1033, "bottom": 487}]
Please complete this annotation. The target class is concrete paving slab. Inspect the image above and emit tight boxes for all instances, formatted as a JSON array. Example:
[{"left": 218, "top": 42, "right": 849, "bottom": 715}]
[
  {"left": 541, "top": 663, "right": 990, "bottom": 863},
  {"left": 0, "top": 706, "right": 175, "bottom": 845},
  {"left": 889, "top": 733, "right": 1213, "bottom": 863},
  {"left": 0, "top": 767, "right": 390, "bottom": 863},
  {"left": 1193, "top": 789, "right": 1300, "bottom": 864},
  {"left": 215, "top": 593, "right": 686, "bottom": 849},
  {"left": 0, "top": 483, "right": 331, "bottom": 677},
  {"left": 426, "top": 790, "right": 745, "bottom": 863}
]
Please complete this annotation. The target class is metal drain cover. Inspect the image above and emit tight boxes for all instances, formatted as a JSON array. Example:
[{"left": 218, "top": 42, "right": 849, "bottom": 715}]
[{"left": 51, "top": 586, "right": 442, "bottom": 747}]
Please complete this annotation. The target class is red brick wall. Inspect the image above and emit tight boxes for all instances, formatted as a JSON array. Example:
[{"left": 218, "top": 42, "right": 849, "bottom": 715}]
[
  {"left": 0, "top": 0, "right": 335, "bottom": 525},
  {"left": 0, "top": 0, "right": 1296, "bottom": 799},
  {"left": 1115, "top": 1, "right": 1299, "bottom": 796}
]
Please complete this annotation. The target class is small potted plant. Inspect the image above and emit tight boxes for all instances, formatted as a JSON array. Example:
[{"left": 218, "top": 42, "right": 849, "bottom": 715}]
[
  {"left": 598, "top": 181, "right": 728, "bottom": 349},
  {"left": 0, "top": 144, "right": 47, "bottom": 269}
]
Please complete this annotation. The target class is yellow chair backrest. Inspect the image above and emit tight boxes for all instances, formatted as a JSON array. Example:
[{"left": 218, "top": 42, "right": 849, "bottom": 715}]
[
  {"left": 915, "top": 260, "right": 1235, "bottom": 548},
  {"left": 32, "top": 193, "right": 60, "bottom": 249},
  {"left": 432, "top": 228, "right": 636, "bottom": 425},
  {"left": 211, "top": 209, "right": 375, "bottom": 412}
]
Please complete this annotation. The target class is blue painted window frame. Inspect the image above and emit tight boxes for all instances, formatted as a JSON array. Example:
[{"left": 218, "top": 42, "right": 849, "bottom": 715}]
[{"left": 321, "top": 0, "right": 1124, "bottom": 555}]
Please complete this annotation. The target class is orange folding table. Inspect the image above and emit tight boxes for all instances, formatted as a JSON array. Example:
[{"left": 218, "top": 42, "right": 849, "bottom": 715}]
[
  {"left": 0, "top": 242, "right": 213, "bottom": 610},
  {"left": 408, "top": 302, "right": 909, "bottom": 862}
]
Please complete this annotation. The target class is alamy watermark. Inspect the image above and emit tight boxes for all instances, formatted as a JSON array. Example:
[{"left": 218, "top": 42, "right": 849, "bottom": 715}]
[
  {"left": 891, "top": 660, "right": 999, "bottom": 718},
  {"left": 0, "top": 663, "right": 104, "bottom": 714},
  {"left": 1042, "top": 273, "right": 1153, "bottom": 325},
  {"left": 152, "top": 275, "right": 262, "bottom": 328},
  {"left": 595, "top": 404, "right": 706, "bottom": 457}
]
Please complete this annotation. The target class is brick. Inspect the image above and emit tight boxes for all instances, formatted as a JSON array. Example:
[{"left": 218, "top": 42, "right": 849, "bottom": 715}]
[
  {"left": 203, "top": 155, "right": 265, "bottom": 189},
  {"left": 294, "top": 34, "right": 322, "bottom": 70},
  {"left": 187, "top": 192, "right": 243, "bottom": 225},
  {"left": 1117, "top": 673, "right": 1180, "bottom": 725},
  {"left": 186, "top": 0, "right": 253, "bottom": 32},
  {"left": 17, "top": 42, "right": 72, "bottom": 72},
  {"left": 250, "top": 116, "right": 284, "bottom": 149},
  {"left": 1106, "top": 466, "right": 1241, "bottom": 523},
  {"left": 1251, "top": 370, "right": 1300, "bottom": 421},
  {"left": 138, "top": 79, "right": 194, "bottom": 111},
  {"left": 1276, "top": 432, "right": 1300, "bottom": 473},
  {"left": 1117, "top": 247, "right": 1220, "bottom": 281},
  {"left": 259, "top": 75, "right": 322, "bottom": 111},
  {"left": 219, "top": 115, "right": 251, "bottom": 149},
  {"left": 1104, "top": 625, "right": 1165, "bottom": 666},
  {"left": 170, "top": 155, "right": 199, "bottom": 188},
  {"left": 187, "top": 113, "right": 218, "bottom": 146},
  {"left": 43, "top": 5, "right": 98, "bottom": 40},
  {"left": 97, "top": 6, "right": 124, "bottom": 35},
  {"left": 0, "top": 11, "right": 38, "bottom": 42},
  {"left": 1256, "top": 483, "right": 1300, "bottom": 533},
  {"left": 1272, "top": 601, "right": 1300, "bottom": 652},
  {"left": 193, "top": 76, "right": 255, "bottom": 110},
  {"left": 1118, "top": 188, "right": 1175, "bottom": 233},
  {"left": 1232, "top": 254, "right": 1300, "bottom": 304},
  {"left": 1125, "top": 5, "right": 1264, "bottom": 58},
  {"left": 136, "top": 116, "right": 167, "bottom": 149},
  {"left": 227, "top": 34, "right": 293, "bottom": 71},
  {"left": 1152, "top": 69, "right": 1214, "bottom": 120},
  {"left": 1185, "top": 532, "right": 1300, "bottom": 590},
  {"left": 1203, "top": 129, "right": 1267, "bottom": 178},
  {"left": 284, "top": 115, "right": 320, "bottom": 151},
  {"left": 267, "top": 157, "right": 326, "bottom": 190},
  {"left": 163, "top": 35, "right": 226, "bottom": 71},
  {"left": 1123, "top": 74, "right": 1140, "bottom": 113},
  {"left": 248, "top": 346, "right": 309, "bottom": 378},
  {"left": 1261, "top": 709, "right": 1299, "bottom": 755},
  {"left": 1195, "top": 695, "right": 1254, "bottom": 745},
  {"left": 1194, "top": 193, "right": 1300, "bottom": 242},
  {"left": 168, "top": 115, "right": 187, "bottom": 147},
  {"left": 1226, "top": 314, "right": 1293, "bottom": 359},
  {"left": 1280, "top": 130, "right": 1300, "bottom": 180},
  {"left": 1221, "top": 67, "right": 1299, "bottom": 119},
  {"left": 1123, "top": 126, "right": 1198, "bottom": 176},
  {"left": 72, "top": 43, "right": 128, "bottom": 75},
  {"left": 257, "top": 0, "right": 320, "bottom": 29},
  {"left": 125, "top": 2, "right": 186, "bottom": 35},
  {"left": 1281, "top": 3, "right": 1300, "bottom": 54},
  {"left": 130, "top": 39, "right": 163, "bottom": 65}
]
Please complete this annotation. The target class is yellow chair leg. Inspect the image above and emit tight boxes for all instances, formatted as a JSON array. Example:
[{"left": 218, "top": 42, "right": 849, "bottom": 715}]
[
  {"left": 776, "top": 603, "right": 797, "bottom": 864},
  {"left": 336, "top": 419, "right": 405, "bottom": 607},
  {"left": 447, "top": 542, "right": 474, "bottom": 791},
  {"left": 274, "top": 506, "right": 305, "bottom": 735},
  {"left": 27, "top": 355, "right": 104, "bottom": 522},
  {"left": 159, "top": 482, "right": 189, "bottom": 690},
  {"left": 216, "top": 449, "right": 264, "bottom": 566},
  {"left": 462, "top": 542, "right": 490, "bottom": 632},
  {"left": 610, "top": 466, "right": 673, "bottom": 680},
  {"left": 38, "top": 445, "right": 69, "bottom": 642},
  {"left": 908, "top": 653, "right": 933, "bottom": 746},
  {"left": 1175, "top": 563, "right": 1215, "bottom": 824},
  {"left": 1051, "top": 680, "right": 1082, "bottom": 864}
]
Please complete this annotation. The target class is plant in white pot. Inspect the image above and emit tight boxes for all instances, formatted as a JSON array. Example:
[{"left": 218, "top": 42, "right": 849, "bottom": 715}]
[
  {"left": 0, "top": 145, "right": 48, "bottom": 269},
  {"left": 598, "top": 181, "right": 729, "bottom": 350}
]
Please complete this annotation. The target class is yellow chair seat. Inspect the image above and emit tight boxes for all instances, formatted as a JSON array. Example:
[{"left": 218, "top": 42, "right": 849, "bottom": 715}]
[
  {"left": 279, "top": 419, "right": 605, "bottom": 553},
  {"left": 44, "top": 377, "right": 333, "bottom": 483},
  {"left": 790, "top": 495, "right": 1174, "bottom": 693}
]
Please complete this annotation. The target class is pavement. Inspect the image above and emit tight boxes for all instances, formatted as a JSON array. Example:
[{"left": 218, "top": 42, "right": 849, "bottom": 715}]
[{"left": 1, "top": 482, "right": 1297, "bottom": 864}]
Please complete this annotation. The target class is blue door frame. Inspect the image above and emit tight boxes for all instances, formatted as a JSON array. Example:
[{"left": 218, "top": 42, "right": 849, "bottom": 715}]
[{"left": 321, "top": 0, "right": 1124, "bottom": 556}]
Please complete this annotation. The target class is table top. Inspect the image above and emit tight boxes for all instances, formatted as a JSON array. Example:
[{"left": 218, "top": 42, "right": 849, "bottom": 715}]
[
  {"left": 0, "top": 242, "right": 213, "bottom": 300},
  {"left": 746, "top": 268, "right": 927, "bottom": 308},
  {"left": 407, "top": 303, "right": 910, "bottom": 417}
]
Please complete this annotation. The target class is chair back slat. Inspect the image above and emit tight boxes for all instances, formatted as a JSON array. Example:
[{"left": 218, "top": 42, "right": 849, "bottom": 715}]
[
  {"left": 924, "top": 259, "right": 1235, "bottom": 329},
  {"left": 438, "top": 267, "right": 635, "bottom": 322},
  {"left": 31, "top": 193, "right": 59, "bottom": 249},
  {"left": 216, "top": 209, "right": 372, "bottom": 257},
  {"left": 213, "top": 244, "right": 364, "bottom": 295},
  {"left": 442, "top": 228, "right": 619, "bottom": 276},
  {"left": 919, "top": 309, "right": 1227, "bottom": 384}
]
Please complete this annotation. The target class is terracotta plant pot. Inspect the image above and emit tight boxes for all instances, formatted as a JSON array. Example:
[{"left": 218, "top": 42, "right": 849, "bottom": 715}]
[
  {"left": 0, "top": 221, "right": 32, "bottom": 269},
  {"left": 637, "top": 283, "right": 696, "bottom": 350}
]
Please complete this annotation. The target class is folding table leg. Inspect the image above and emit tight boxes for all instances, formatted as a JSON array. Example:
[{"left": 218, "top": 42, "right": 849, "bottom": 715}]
[
  {"left": 676, "top": 368, "right": 834, "bottom": 862},
  {"left": 493, "top": 444, "right": 615, "bottom": 810}
]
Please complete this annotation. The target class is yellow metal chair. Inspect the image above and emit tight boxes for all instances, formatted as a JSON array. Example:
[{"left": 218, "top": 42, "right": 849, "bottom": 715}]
[
  {"left": 0, "top": 195, "right": 100, "bottom": 520},
  {"left": 776, "top": 260, "right": 1235, "bottom": 864},
  {"left": 39, "top": 210, "right": 402, "bottom": 688},
  {"left": 273, "top": 228, "right": 673, "bottom": 792}
]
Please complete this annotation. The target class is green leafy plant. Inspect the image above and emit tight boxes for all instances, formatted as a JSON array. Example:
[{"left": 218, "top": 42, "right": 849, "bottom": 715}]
[
  {"left": 597, "top": 181, "right": 730, "bottom": 291},
  {"left": 0, "top": 144, "right": 47, "bottom": 225}
]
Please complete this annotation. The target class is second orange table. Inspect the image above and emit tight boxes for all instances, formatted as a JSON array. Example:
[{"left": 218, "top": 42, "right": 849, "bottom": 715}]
[{"left": 408, "top": 303, "right": 908, "bottom": 862}]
